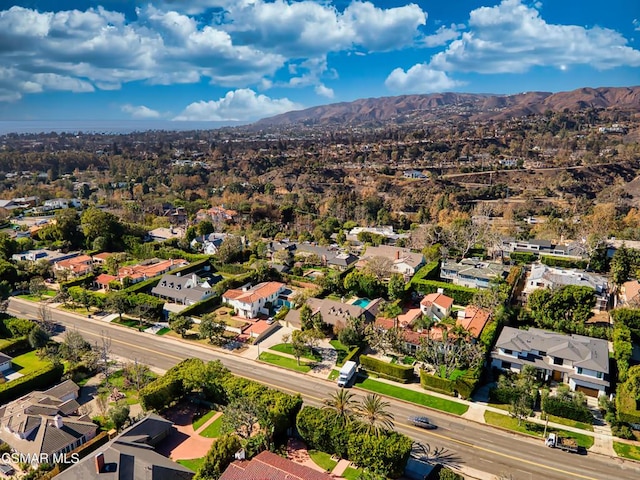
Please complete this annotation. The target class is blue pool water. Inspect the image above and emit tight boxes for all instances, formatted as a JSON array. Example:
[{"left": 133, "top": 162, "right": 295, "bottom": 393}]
[{"left": 352, "top": 298, "right": 371, "bottom": 308}]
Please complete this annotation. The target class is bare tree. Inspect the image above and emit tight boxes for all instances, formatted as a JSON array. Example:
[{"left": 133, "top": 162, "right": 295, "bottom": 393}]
[
  {"left": 96, "top": 331, "right": 113, "bottom": 386},
  {"left": 364, "top": 256, "right": 393, "bottom": 281},
  {"left": 37, "top": 304, "right": 55, "bottom": 334},
  {"left": 416, "top": 334, "right": 483, "bottom": 379}
]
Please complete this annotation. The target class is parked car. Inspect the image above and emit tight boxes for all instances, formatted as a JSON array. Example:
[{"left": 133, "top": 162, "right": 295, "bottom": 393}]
[{"left": 408, "top": 416, "right": 437, "bottom": 429}]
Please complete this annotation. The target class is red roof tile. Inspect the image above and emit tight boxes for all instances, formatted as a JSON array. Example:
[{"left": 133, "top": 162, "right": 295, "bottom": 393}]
[{"left": 220, "top": 451, "right": 332, "bottom": 480}]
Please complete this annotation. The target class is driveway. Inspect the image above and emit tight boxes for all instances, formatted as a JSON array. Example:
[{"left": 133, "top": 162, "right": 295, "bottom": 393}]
[{"left": 157, "top": 402, "right": 215, "bottom": 461}]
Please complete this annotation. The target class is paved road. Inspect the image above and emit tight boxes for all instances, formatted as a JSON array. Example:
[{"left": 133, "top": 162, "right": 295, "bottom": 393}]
[{"left": 8, "top": 298, "right": 640, "bottom": 480}]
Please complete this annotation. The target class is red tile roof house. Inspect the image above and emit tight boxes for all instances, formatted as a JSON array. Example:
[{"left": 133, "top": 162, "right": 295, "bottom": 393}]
[
  {"left": 220, "top": 450, "right": 332, "bottom": 480},
  {"left": 117, "top": 258, "right": 188, "bottom": 285},
  {"left": 54, "top": 254, "right": 94, "bottom": 277},
  {"left": 420, "top": 292, "right": 454, "bottom": 321},
  {"left": 222, "top": 282, "right": 286, "bottom": 319}
]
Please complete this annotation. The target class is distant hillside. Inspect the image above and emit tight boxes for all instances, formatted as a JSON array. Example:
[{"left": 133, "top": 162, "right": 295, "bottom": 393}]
[{"left": 253, "top": 86, "right": 640, "bottom": 127}]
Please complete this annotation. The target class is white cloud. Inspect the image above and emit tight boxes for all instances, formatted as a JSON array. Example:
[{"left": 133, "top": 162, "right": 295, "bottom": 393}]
[
  {"left": 315, "top": 84, "right": 334, "bottom": 98},
  {"left": 422, "top": 24, "right": 463, "bottom": 48},
  {"left": 431, "top": 0, "right": 640, "bottom": 73},
  {"left": 121, "top": 104, "right": 161, "bottom": 119},
  {"left": 385, "top": 63, "right": 461, "bottom": 93},
  {"left": 633, "top": 19, "right": 640, "bottom": 31},
  {"left": 173, "top": 89, "right": 302, "bottom": 121}
]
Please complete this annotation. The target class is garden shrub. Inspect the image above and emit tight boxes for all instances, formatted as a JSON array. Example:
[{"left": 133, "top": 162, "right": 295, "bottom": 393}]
[{"left": 360, "top": 355, "right": 414, "bottom": 383}]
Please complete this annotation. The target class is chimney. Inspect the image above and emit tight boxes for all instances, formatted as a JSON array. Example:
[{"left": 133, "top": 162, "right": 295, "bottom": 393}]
[
  {"left": 53, "top": 415, "right": 63, "bottom": 429},
  {"left": 95, "top": 452, "right": 105, "bottom": 474},
  {"left": 234, "top": 448, "right": 245, "bottom": 460},
  {"left": 395, "top": 250, "right": 400, "bottom": 260}
]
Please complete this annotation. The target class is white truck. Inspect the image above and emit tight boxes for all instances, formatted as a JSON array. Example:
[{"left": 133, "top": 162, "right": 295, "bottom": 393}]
[
  {"left": 545, "top": 433, "right": 579, "bottom": 453},
  {"left": 337, "top": 361, "right": 358, "bottom": 387}
]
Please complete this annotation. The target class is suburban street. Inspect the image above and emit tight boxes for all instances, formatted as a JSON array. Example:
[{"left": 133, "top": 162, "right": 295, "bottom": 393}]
[{"left": 8, "top": 298, "right": 640, "bottom": 480}]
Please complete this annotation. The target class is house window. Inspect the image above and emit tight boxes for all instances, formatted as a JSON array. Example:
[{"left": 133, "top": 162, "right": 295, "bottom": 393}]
[
  {"left": 538, "top": 351, "right": 546, "bottom": 356},
  {"left": 502, "top": 361, "right": 511, "bottom": 369},
  {"left": 503, "top": 349, "right": 512, "bottom": 355},
  {"left": 596, "top": 372, "right": 603, "bottom": 379},
  {"left": 553, "top": 357, "right": 563, "bottom": 365},
  {"left": 577, "top": 367, "right": 583, "bottom": 374}
]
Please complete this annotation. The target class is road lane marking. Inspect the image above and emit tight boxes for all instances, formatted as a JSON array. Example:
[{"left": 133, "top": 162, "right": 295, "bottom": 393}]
[{"left": 65, "top": 324, "right": 598, "bottom": 480}]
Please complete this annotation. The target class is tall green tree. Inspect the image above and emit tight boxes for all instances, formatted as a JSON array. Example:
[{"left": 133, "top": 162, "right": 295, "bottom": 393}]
[
  {"left": 323, "top": 388, "right": 357, "bottom": 425},
  {"left": 169, "top": 313, "right": 193, "bottom": 338},
  {"left": 355, "top": 393, "right": 395, "bottom": 436},
  {"left": 611, "top": 245, "right": 632, "bottom": 285},
  {"left": 199, "top": 313, "right": 227, "bottom": 345},
  {"left": 387, "top": 274, "right": 406, "bottom": 302}
]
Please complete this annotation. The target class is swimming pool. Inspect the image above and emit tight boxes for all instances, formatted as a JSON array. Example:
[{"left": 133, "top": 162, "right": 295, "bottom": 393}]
[{"left": 352, "top": 298, "right": 371, "bottom": 308}]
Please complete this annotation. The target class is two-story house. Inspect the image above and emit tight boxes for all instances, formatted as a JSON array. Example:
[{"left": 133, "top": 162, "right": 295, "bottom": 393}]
[
  {"left": 53, "top": 254, "right": 94, "bottom": 277},
  {"left": 222, "top": 282, "right": 286, "bottom": 319},
  {"left": 420, "top": 292, "right": 454, "bottom": 321},
  {"left": 524, "top": 264, "right": 610, "bottom": 311},
  {"left": 441, "top": 258, "right": 510, "bottom": 289},
  {"left": 358, "top": 245, "right": 425, "bottom": 278},
  {"left": 491, "top": 327, "right": 610, "bottom": 397},
  {"left": 151, "top": 273, "right": 216, "bottom": 305}
]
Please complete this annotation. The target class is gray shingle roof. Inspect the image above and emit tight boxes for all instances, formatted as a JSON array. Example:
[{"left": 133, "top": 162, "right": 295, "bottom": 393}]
[{"left": 495, "top": 327, "right": 609, "bottom": 373}]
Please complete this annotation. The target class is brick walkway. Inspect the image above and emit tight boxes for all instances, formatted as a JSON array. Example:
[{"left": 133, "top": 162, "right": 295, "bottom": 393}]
[{"left": 156, "top": 403, "right": 215, "bottom": 461}]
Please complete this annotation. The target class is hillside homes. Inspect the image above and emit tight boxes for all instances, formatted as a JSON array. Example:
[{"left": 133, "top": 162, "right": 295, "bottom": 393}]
[
  {"left": 524, "top": 264, "right": 610, "bottom": 311},
  {"left": 222, "top": 282, "right": 286, "bottom": 319},
  {"left": 491, "top": 327, "right": 610, "bottom": 397},
  {"left": 440, "top": 258, "right": 510, "bottom": 289},
  {"left": 358, "top": 245, "right": 425, "bottom": 278}
]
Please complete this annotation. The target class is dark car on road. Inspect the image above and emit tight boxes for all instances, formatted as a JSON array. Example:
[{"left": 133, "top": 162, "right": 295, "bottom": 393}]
[{"left": 408, "top": 416, "right": 437, "bottom": 429}]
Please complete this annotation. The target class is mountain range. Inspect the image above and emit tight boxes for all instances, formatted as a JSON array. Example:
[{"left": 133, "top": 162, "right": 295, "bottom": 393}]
[{"left": 254, "top": 86, "right": 640, "bottom": 127}]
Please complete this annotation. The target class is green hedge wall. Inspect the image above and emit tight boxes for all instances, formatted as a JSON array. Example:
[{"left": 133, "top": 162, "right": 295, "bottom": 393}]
[
  {"left": 343, "top": 346, "right": 361, "bottom": 366},
  {"left": 542, "top": 396, "right": 593, "bottom": 424},
  {"left": 411, "top": 280, "right": 477, "bottom": 305},
  {"left": 508, "top": 252, "right": 537, "bottom": 264},
  {"left": 360, "top": 355, "right": 414, "bottom": 383},
  {"left": 0, "top": 336, "right": 30, "bottom": 356},
  {"left": 122, "top": 276, "right": 162, "bottom": 294},
  {"left": 0, "top": 362, "right": 63, "bottom": 404},
  {"left": 409, "top": 261, "right": 440, "bottom": 286},
  {"left": 419, "top": 369, "right": 480, "bottom": 399},
  {"left": 541, "top": 255, "right": 588, "bottom": 270},
  {"left": 60, "top": 274, "right": 96, "bottom": 291},
  {"left": 179, "top": 295, "right": 221, "bottom": 317}
]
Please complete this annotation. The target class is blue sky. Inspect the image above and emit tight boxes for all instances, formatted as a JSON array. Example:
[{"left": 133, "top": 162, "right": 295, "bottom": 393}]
[{"left": 0, "top": 0, "right": 638, "bottom": 122}]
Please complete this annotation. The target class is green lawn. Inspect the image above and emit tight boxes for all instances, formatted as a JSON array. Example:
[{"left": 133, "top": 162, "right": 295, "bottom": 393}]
[
  {"left": 177, "top": 458, "right": 205, "bottom": 472},
  {"left": 308, "top": 450, "right": 337, "bottom": 472},
  {"left": 193, "top": 410, "right": 217, "bottom": 431},
  {"left": 200, "top": 415, "right": 224, "bottom": 438},
  {"left": 156, "top": 327, "right": 171, "bottom": 335},
  {"left": 330, "top": 340, "right": 351, "bottom": 366},
  {"left": 270, "top": 343, "right": 322, "bottom": 361},
  {"left": 484, "top": 411, "right": 594, "bottom": 448},
  {"left": 546, "top": 414, "right": 594, "bottom": 432},
  {"left": 488, "top": 403, "right": 511, "bottom": 412},
  {"left": 328, "top": 369, "right": 340, "bottom": 381},
  {"left": 342, "top": 466, "right": 363, "bottom": 480},
  {"left": 12, "top": 350, "right": 51, "bottom": 374},
  {"left": 99, "top": 369, "right": 157, "bottom": 406},
  {"left": 259, "top": 352, "right": 313, "bottom": 373},
  {"left": 354, "top": 377, "right": 468, "bottom": 415},
  {"left": 613, "top": 442, "right": 640, "bottom": 461},
  {"left": 17, "top": 290, "right": 56, "bottom": 302}
]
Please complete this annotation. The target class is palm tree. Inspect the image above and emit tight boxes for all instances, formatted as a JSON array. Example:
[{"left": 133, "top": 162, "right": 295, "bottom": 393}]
[
  {"left": 323, "top": 388, "right": 357, "bottom": 424},
  {"left": 355, "top": 393, "right": 394, "bottom": 436}
]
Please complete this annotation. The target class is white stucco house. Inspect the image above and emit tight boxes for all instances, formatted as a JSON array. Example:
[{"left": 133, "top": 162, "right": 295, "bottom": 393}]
[{"left": 222, "top": 282, "right": 286, "bottom": 319}]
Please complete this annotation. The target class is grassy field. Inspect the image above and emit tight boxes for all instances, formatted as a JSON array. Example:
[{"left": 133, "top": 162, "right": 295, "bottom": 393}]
[
  {"left": 354, "top": 377, "right": 468, "bottom": 415},
  {"left": 99, "top": 369, "right": 157, "bottom": 406},
  {"left": 308, "top": 450, "right": 337, "bottom": 472},
  {"left": 259, "top": 352, "right": 313, "bottom": 373},
  {"left": 270, "top": 343, "right": 322, "bottom": 361},
  {"left": 200, "top": 415, "right": 224, "bottom": 438},
  {"left": 488, "top": 403, "right": 510, "bottom": 412},
  {"left": 546, "top": 414, "right": 594, "bottom": 432},
  {"left": 177, "top": 458, "right": 205, "bottom": 472},
  {"left": 12, "top": 351, "right": 51, "bottom": 375},
  {"left": 484, "top": 411, "right": 594, "bottom": 448},
  {"left": 193, "top": 410, "right": 217, "bottom": 431},
  {"left": 613, "top": 442, "right": 640, "bottom": 461}
]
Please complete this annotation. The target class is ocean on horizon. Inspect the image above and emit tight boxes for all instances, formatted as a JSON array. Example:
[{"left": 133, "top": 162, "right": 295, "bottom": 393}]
[{"left": 0, "top": 120, "right": 243, "bottom": 135}]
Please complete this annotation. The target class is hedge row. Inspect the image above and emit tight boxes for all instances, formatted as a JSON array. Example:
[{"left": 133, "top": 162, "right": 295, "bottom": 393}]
[
  {"left": 542, "top": 396, "right": 593, "bottom": 424},
  {"left": 0, "top": 336, "right": 30, "bottom": 356},
  {"left": 541, "top": 255, "right": 588, "bottom": 270},
  {"left": 122, "top": 276, "right": 162, "bottom": 294},
  {"left": 342, "top": 346, "right": 361, "bottom": 366},
  {"left": 155, "top": 247, "right": 210, "bottom": 263},
  {"left": 508, "top": 252, "right": 537, "bottom": 264},
  {"left": 411, "top": 280, "right": 477, "bottom": 305},
  {"left": 0, "top": 362, "right": 64, "bottom": 404},
  {"left": 360, "top": 355, "right": 414, "bottom": 383},
  {"left": 419, "top": 369, "right": 480, "bottom": 400},
  {"left": 213, "top": 262, "right": 250, "bottom": 275},
  {"left": 60, "top": 273, "right": 96, "bottom": 291},
  {"left": 180, "top": 294, "right": 222, "bottom": 317},
  {"left": 409, "top": 261, "right": 440, "bottom": 286}
]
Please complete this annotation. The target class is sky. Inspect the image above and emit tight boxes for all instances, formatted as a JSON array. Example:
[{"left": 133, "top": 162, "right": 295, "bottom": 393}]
[{"left": 0, "top": 0, "right": 638, "bottom": 123}]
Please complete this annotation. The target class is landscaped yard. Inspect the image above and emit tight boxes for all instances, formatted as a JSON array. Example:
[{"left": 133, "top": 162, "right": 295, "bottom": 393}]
[
  {"left": 270, "top": 343, "right": 322, "bottom": 361},
  {"left": 17, "top": 290, "right": 56, "bottom": 302},
  {"left": 156, "top": 327, "right": 171, "bottom": 335},
  {"left": 484, "top": 411, "right": 594, "bottom": 448},
  {"left": 327, "top": 369, "right": 340, "bottom": 381},
  {"left": 613, "top": 441, "right": 640, "bottom": 461},
  {"left": 99, "top": 368, "right": 157, "bottom": 406},
  {"left": 112, "top": 317, "right": 153, "bottom": 331},
  {"left": 177, "top": 458, "right": 205, "bottom": 472},
  {"left": 11, "top": 350, "right": 51, "bottom": 375},
  {"left": 342, "top": 466, "right": 363, "bottom": 480},
  {"left": 193, "top": 410, "right": 217, "bottom": 431},
  {"left": 354, "top": 377, "right": 468, "bottom": 415},
  {"left": 546, "top": 414, "right": 594, "bottom": 432},
  {"left": 330, "top": 340, "right": 351, "bottom": 366},
  {"left": 200, "top": 414, "right": 224, "bottom": 438},
  {"left": 259, "top": 352, "right": 313, "bottom": 373},
  {"left": 308, "top": 450, "right": 337, "bottom": 472}
]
